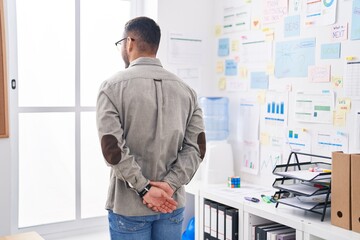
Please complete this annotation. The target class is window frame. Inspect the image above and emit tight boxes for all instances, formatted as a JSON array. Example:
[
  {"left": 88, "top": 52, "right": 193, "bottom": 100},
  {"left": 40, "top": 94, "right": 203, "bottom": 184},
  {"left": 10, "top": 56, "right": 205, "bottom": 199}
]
[{"left": 6, "top": 0, "right": 157, "bottom": 237}]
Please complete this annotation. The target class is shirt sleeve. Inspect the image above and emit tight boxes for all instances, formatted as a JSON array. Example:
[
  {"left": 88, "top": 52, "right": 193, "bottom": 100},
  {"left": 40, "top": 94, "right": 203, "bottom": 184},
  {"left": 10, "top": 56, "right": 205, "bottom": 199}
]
[
  {"left": 96, "top": 83, "right": 148, "bottom": 192},
  {"left": 163, "top": 95, "right": 206, "bottom": 191}
]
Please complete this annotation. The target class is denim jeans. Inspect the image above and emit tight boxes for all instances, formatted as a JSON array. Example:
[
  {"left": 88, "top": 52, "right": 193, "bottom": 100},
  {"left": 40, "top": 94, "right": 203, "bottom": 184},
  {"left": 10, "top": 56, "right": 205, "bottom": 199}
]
[{"left": 108, "top": 208, "right": 185, "bottom": 240}]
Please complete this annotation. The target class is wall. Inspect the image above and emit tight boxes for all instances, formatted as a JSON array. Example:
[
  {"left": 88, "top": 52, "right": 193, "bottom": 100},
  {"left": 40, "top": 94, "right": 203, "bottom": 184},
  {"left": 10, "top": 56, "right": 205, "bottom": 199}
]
[{"left": 211, "top": 0, "right": 360, "bottom": 187}]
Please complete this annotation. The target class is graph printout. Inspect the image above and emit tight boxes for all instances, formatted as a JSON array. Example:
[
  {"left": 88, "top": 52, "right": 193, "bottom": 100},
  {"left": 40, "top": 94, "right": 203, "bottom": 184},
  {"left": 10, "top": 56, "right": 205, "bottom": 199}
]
[
  {"left": 295, "top": 90, "right": 334, "bottom": 124},
  {"left": 264, "top": 92, "right": 288, "bottom": 126},
  {"left": 344, "top": 61, "right": 360, "bottom": 97}
]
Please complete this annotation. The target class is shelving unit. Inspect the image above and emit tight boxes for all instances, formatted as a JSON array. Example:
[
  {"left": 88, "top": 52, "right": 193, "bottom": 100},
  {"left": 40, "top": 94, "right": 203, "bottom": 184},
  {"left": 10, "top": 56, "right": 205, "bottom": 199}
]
[
  {"left": 272, "top": 152, "right": 332, "bottom": 221},
  {"left": 185, "top": 177, "right": 360, "bottom": 240}
]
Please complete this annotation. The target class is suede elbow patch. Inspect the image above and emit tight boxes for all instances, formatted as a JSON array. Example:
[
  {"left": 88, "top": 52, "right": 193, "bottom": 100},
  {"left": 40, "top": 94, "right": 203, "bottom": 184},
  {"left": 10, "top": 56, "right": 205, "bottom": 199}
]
[
  {"left": 197, "top": 132, "right": 206, "bottom": 159},
  {"left": 101, "top": 135, "right": 122, "bottom": 165}
]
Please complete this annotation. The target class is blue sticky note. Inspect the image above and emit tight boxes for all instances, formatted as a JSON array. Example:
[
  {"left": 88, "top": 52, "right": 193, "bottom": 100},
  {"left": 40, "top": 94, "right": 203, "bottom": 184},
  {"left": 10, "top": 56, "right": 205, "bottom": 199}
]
[
  {"left": 351, "top": 0, "right": 360, "bottom": 40},
  {"left": 218, "top": 38, "right": 230, "bottom": 57},
  {"left": 225, "top": 60, "right": 237, "bottom": 76},
  {"left": 284, "top": 15, "right": 300, "bottom": 38},
  {"left": 275, "top": 38, "right": 316, "bottom": 78},
  {"left": 250, "top": 72, "right": 269, "bottom": 89},
  {"left": 321, "top": 43, "right": 341, "bottom": 59}
]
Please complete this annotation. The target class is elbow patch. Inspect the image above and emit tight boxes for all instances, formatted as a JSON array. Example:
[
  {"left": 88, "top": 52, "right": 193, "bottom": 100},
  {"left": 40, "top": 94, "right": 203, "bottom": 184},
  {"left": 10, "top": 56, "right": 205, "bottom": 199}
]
[
  {"left": 101, "top": 134, "right": 122, "bottom": 165},
  {"left": 197, "top": 132, "right": 206, "bottom": 159}
]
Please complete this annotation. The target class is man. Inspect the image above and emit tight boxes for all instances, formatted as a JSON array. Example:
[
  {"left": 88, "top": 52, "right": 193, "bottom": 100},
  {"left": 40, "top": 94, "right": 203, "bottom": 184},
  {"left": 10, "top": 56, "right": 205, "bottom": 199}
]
[{"left": 96, "top": 16, "right": 206, "bottom": 240}]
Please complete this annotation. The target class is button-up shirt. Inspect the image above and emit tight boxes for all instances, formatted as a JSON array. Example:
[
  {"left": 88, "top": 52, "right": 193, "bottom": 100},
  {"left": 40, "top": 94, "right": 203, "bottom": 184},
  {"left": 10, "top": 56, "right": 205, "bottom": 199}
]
[{"left": 96, "top": 57, "right": 206, "bottom": 216}]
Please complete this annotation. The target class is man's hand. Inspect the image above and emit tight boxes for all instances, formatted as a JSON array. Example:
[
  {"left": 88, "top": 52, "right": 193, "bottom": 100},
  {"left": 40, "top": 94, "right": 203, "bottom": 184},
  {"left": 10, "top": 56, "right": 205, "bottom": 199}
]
[
  {"left": 142, "top": 186, "right": 177, "bottom": 213},
  {"left": 150, "top": 181, "right": 175, "bottom": 197}
]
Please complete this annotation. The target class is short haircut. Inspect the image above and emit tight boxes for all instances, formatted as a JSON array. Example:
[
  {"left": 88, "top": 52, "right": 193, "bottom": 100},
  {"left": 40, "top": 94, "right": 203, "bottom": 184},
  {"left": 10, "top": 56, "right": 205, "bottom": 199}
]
[{"left": 124, "top": 16, "right": 161, "bottom": 53}]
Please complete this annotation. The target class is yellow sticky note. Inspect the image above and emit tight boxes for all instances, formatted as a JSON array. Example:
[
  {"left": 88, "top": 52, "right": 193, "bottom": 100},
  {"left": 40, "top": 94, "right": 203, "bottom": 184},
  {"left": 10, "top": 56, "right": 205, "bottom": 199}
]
[
  {"left": 216, "top": 61, "right": 224, "bottom": 73},
  {"left": 336, "top": 97, "right": 351, "bottom": 112},
  {"left": 218, "top": 77, "right": 226, "bottom": 90},
  {"left": 232, "top": 40, "right": 239, "bottom": 52},
  {"left": 333, "top": 111, "right": 346, "bottom": 127},
  {"left": 346, "top": 56, "right": 355, "bottom": 61},
  {"left": 215, "top": 25, "right": 222, "bottom": 37},
  {"left": 331, "top": 76, "right": 343, "bottom": 88},
  {"left": 260, "top": 132, "right": 270, "bottom": 145},
  {"left": 239, "top": 67, "right": 248, "bottom": 79},
  {"left": 264, "top": 29, "right": 275, "bottom": 41},
  {"left": 266, "top": 63, "right": 275, "bottom": 75},
  {"left": 256, "top": 90, "right": 266, "bottom": 104}
]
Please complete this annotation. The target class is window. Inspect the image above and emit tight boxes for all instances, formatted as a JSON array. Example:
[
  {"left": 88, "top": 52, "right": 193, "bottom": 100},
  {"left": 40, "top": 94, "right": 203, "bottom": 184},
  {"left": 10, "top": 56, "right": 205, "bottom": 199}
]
[{"left": 15, "top": 0, "right": 131, "bottom": 231}]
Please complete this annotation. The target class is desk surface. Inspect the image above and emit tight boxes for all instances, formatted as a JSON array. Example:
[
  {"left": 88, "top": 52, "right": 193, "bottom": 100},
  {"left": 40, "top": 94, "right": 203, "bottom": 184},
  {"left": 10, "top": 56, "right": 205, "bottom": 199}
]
[{"left": 0, "top": 232, "right": 44, "bottom": 240}]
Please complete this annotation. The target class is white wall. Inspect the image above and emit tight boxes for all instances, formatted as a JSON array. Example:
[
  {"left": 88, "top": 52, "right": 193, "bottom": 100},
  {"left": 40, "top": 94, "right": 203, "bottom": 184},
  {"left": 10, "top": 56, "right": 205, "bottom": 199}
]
[{"left": 211, "top": 0, "right": 360, "bottom": 187}]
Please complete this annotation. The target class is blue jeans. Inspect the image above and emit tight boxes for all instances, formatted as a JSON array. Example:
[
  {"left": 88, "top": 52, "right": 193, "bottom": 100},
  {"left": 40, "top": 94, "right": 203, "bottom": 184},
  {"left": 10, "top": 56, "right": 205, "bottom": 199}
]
[{"left": 108, "top": 208, "right": 184, "bottom": 240}]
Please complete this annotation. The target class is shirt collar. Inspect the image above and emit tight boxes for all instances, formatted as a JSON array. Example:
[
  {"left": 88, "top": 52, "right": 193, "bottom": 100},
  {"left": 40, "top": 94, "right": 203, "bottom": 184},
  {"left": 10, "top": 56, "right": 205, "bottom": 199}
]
[{"left": 129, "top": 57, "right": 163, "bottom": 68}]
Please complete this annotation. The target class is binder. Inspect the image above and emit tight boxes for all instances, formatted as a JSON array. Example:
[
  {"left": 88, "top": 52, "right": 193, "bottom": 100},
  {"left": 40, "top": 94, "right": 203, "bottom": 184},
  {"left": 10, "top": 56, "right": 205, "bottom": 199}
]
[
  {"left": 217, "top": 204, "right": 228, "bottom": 240},
  {"left": 258, "top": 224, "right": 283, "bottom": 240},
  {"left": 225, "top": 208, "right": 239, "bottom": 240},
  {"left": 204, "top": 199, "right": 212, "bottom": 240},
  {"left": 255, "top": 223, "right": 279, "bottom": 240},
  {"left": 266, "top": 227, "right": 294, "bottom": 240},
  {"left": 276, "top": 232, "right": 295, "bottom": 240},
  {"left": 210, "top": 202, "right": 218, "bottom": 239}
]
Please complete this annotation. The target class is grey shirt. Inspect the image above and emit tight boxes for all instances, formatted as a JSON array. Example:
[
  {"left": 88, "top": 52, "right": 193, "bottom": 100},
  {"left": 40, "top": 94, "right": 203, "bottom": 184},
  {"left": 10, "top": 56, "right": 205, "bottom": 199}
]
[{"left": 96, "top": 57, "right": 206, "bottom": 216}]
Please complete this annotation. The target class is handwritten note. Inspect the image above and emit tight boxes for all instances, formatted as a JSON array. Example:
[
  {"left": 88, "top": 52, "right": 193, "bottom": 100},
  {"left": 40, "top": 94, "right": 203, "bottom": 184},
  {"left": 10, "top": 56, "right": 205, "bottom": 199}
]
[
  {"left": 263, "top": 0, "right": 288, "bottom": 24},
  {"left": 218, "top": 38, "right": 230, "bottom": 57},
  {"left": 216, "top": 61, "right": 224, "bottom": 73},
  {"left": 225, "top": 60, "right": 237, "bottom": 76},
  {"left": 336, "top": 98, "right": 351, "bottom": 112},
  {"left": 321, "top": 43, "right": 341, "bottom": 59},
  {"left": 284, "top": 15, "right": 300, "bottom": 37},
  {"left": 308, "top": 65, "right": 331, "bottom": 83},
  {"left": 331, "top": 23, "right": 348, "bottom": 41},
  {"left": 351, "top": 0, "right": 360, "bottom": 40},
  {"left": 275, "top": 38, "right": 316, "bottom": 78}
]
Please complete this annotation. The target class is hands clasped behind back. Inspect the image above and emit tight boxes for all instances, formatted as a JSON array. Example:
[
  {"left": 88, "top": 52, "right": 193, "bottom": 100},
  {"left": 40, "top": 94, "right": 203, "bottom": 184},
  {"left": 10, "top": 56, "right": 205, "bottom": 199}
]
[{"left": 142, "top": 181, "right": 177, "bottom": 213}]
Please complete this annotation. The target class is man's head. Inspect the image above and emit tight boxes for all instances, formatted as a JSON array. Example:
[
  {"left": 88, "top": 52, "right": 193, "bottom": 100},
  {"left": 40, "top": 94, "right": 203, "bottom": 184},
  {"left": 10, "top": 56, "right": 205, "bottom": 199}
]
[{"left": 120, "top": 16, "right": 161, "bottom": 68}]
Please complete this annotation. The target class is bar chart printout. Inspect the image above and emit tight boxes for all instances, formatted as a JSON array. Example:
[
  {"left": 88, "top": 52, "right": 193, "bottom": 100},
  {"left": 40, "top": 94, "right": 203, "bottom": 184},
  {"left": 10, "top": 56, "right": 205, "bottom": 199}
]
[{"left": 264, "top": 92, "right": 288, "bottom": 126}]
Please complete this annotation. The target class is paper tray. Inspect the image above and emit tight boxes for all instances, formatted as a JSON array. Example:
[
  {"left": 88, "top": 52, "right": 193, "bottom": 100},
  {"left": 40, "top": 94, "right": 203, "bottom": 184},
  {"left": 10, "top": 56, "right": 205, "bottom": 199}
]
[{"left": 276, "top": 195, "right": 330, "bottom": 211}]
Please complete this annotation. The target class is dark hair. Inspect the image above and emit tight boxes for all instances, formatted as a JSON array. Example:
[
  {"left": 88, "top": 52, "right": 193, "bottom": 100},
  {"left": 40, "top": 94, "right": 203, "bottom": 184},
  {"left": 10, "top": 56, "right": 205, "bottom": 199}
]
[{"left": 124, "top": 16, "right": 161, "bottom": 53}]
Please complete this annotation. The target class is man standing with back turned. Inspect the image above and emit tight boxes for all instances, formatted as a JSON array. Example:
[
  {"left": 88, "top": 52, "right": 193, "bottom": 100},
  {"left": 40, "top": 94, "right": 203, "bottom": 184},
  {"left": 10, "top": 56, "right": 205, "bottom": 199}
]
[{"left": 96, "top": 16, "right": 206, "bottom": 240}]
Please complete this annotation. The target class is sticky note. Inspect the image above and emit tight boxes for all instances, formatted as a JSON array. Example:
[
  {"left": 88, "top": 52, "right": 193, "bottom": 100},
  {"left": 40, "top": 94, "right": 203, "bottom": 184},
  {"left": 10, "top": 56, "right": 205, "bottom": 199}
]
[
  {"left": 257, "top": 90, "right": 266, "bottom": 104},
  {"left": 239, "top": 67, "right": 248, "bottom": 79},
  {"left": 218, "top": 38, "right": 230, "bottom": 57},
  {"left": 225, "top": 60, "right": 238, "bottom": 76},
  {"left": 321, "top": 43, "right": 341, "bottom": 59},
  {"left": 331, "top": 76, "right": 343, "bottom": 88},
  {"left": 250, "top": 72, "right": 269, "bottom": 89},
  {"left": 284, "top": 15, "right": 300, "bottom": 37},
  {"left": 216, "top": 61, "right": 224, "bottom": 73},
  {"left": 308, "top": 65, "right": 331, "bottom": 82},
  {"left": 337, "top": 97, "right": 351, "bottom": 112},
  {"left": 333, "top": 111, "right": 346, "bottom": 127},
  {"left": 215, "top": 25, "right": 222, "bottom": 37},
  {"left": 231, "top": 40, "right": 240, "bottom": 52},
  {"left": 218, "top": 77, "right": 226, "bottom": 90},
  {"left": 260, "top": 132, "right": 270, "bottom": 145}
]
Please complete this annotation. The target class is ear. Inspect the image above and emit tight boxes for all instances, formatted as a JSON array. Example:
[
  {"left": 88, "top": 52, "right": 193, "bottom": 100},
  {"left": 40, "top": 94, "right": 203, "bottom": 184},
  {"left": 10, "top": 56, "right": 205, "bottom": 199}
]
[{"left": 126, "top": 37, "right": 135, "bottom": 53}]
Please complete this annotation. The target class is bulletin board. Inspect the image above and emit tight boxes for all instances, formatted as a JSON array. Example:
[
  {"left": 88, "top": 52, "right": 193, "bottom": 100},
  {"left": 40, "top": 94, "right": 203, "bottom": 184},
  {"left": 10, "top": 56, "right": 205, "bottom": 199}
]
[
  {"left": 211, "top": 0, "right": 360, "bottom": 186},
  {"left": 0, "top": 0, "right": 8, "bottom": 138}
]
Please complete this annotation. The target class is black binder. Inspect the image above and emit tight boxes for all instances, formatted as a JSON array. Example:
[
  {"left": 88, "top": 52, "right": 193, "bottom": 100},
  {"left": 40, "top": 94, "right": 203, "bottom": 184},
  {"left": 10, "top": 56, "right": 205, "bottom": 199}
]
[
  {"left": 225, "top": 208, "right": 239, "bottom": 240},
  {"left": 210, "top": 202, "right": 218, "bottom": 240},
  {"left": 204, "top": 199, "right": 212, "bottom": 240}
]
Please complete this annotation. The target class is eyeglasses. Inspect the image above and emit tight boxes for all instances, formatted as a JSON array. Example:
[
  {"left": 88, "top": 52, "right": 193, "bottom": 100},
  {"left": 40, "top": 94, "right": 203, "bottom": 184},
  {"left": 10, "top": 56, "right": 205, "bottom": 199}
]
[
  {"left": 115, "top": 37, "right": 135, "bottom": 51},
  {"left": 115, "top": 37, "right": 127, "bottom": 47}
]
